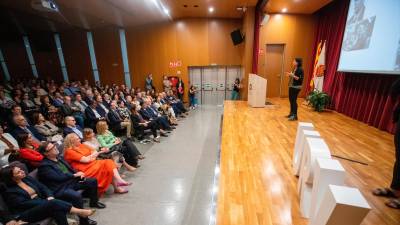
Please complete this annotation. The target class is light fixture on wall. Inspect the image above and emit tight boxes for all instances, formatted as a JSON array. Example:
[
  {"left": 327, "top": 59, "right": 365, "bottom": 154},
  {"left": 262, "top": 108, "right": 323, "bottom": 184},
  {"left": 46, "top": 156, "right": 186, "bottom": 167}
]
[
  {"left": 209, "top": 7, "right": 214, "bottom": 13},
  {"left": 282, "top": 8, "right": 287, "bottom": 13}
]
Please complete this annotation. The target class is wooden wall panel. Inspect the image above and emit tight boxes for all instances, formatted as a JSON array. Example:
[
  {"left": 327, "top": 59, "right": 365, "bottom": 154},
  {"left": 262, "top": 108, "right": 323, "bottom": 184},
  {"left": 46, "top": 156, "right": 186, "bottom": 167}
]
[
  {"left": 241, "top": 7, "right": 255, "bottom": 100},
  {"left": 258, "top": 14, "right": 317, "bottom": 97},
  {"left": 30, "top": 33, "right": 62, "bottom": 82},
  {"left": 60, "top": 29, "right": 93, "bottom": 83},
  {"left": 92, "top": 26, "right": 124, "bottom": 86},
  {"left": 126, "top": 18, "right": 243, "bottom": 98},
  {"left": 1, "top": 40, "right": 32, "bottom": 80}
]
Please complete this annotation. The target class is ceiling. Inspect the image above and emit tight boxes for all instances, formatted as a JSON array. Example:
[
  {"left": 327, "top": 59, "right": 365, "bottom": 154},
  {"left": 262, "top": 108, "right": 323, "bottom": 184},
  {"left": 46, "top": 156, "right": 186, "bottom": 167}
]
[
  {"left": 0, "top": 0, "right": 257, "bottom": 34},
  {"left": 265, "top": 0, "right": 333, "bottom": 14}
]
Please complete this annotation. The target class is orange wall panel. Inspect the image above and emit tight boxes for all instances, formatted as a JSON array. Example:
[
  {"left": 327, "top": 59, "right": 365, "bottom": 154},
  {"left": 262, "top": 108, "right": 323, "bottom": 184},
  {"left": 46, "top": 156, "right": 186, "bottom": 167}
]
[{"left": 258, "top": 14, "right": 317, "bottom": 97}]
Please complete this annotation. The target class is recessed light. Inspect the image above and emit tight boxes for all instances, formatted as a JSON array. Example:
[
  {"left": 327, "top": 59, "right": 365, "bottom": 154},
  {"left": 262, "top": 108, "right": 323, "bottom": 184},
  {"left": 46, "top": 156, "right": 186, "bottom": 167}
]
[
  {"left": 183, "top": 5, "right": 188, "bottom": 8},
  {"left": 164, "top": 8, "right": 169, "bottom": 14},
  {"left": 194, "top": 5, "right": 199, "bottom": 8},
  {"left": 282, "top": 8, "right": 287, "bottom": 13},
  {"left": 209, "top": 7, "right": 214, "bottom": 13}
]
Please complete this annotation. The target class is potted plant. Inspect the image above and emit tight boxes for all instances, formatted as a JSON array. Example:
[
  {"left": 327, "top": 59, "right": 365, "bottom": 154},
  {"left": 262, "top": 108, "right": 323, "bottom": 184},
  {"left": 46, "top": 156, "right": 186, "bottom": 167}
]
[{"left": 306, "top": 90, "right": 330, "bottom": 112}]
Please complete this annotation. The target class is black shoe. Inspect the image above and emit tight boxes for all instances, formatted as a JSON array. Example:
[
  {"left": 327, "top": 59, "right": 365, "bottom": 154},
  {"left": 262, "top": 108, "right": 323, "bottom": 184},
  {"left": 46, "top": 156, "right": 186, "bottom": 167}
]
[
  {"left": 285, "top": 114, "right": 292, "bottom": 118},
  {"left": 171, "top": 127, "right": 176, "bottom": 129},
  {"left": 80, "top": 218, "right": 97, "bottom": 225},
  {"left": 288, "top": 115, "right": 298, "bottom": 121},
  {"left": 90, "top": 202, "right": 106, "bottom": 209},
  {"left": 161, "top": 133, "right": 168, "bottom": 137}
]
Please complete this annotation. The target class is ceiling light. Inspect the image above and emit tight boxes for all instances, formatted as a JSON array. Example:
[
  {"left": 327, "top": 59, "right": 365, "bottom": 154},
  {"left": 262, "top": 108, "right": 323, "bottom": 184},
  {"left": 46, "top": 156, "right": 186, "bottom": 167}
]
[
  {"left": 282, "top": 8, "right": 287, "bottom": 13},
  {"left": 164, "top": 8, "right": 169, "bottom": 14},
  {"left": 209, "top": 7, "right": 214, "bottom": 13}
]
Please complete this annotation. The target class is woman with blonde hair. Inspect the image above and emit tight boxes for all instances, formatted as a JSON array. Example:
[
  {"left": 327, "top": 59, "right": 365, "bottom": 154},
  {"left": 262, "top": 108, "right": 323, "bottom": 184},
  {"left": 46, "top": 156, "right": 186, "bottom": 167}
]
[
  {"left": 63, "top": 133, "right": 131, "bottom": 195},
  {"left": 82, "top": 128, "right": 136, "bottom": 172}
]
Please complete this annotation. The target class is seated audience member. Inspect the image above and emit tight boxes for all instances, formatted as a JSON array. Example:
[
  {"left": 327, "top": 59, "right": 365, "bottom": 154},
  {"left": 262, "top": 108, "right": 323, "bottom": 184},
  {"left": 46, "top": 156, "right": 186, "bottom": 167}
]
[
  {"left": 32, "top": 113, "right": 63, "bottom": 143},
  {"left": 63, "top": 116, "right": 83, "bottom": 139},
  {"left": 60, "top": 96, "right": 85, "bottom": 128},
  {"left": 0, "top": 165, "right": 95, "bottom": 225},
  {"left": 63, "top": 133, "right": 130, "bottom": 195},
  {"left": 130, "top": 104, "right": 164, "bottom": 142},
  {"left": 11, "top": 115, "right": 46, "bottom": 142},
  {"left": 95, "top": 95, "right": 109, "bottom": 118},
  {"left": 83, "top": 89, "right": 94, "bottom": 104},
  {"left": 96, "top": 121, "right": 143, "bottom": 167},
  {"left": 7, "top": 105, "right": 30, "bottom": 129},
  {"left": 21, "top": 93, "right": 38, "bottom": 115},
  {"left": 0, "top": 125, "right": 19, "bottom": 167},
  {"left": 0, "top": 90, "right": 16, "bottom": 111},
  {"left": 37, "top": 142, "right": 105, "bottom": 225},
  {"left": 52, "top": 92, "right": 64, "bottom": 107},
  {"left": 102, "top": 94, "right": 112, "bottom": 108},
  {"left": 140, "top": 99, "right": 173, "bottom": 131},
  {"left": 117, "top": 100, "right": 131, "bottom": 120},
  {"left": 72, "top": 93, "right": 88, "bottom": 113},
  {"left": 40, "top": 95, "right": 63, "bottom": 125},
  {"left": 82, "top": 128, "right": 136, "bottom": 172},
  {"left": 8, "top": 133, "right": 43, "bottom": 171},
  {"left": 107, "top": 100, "right": 132, "bottom": 138},
  {"left": 85, "top": 101, "right": 105, "bottom": 130}
]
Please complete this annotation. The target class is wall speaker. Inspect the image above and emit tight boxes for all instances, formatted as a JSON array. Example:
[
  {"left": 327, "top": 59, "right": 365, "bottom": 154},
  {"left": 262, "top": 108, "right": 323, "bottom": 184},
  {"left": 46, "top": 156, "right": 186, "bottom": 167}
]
[{"left": 230, "top": 29, "right": 244, "bottom": 46}]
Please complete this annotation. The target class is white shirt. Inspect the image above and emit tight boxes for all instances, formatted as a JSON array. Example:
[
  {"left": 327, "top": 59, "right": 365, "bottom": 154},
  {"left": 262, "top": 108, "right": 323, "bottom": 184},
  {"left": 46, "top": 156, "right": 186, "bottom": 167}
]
[{"left": 0, "top": 133, "right": 19, "bottom": 167}]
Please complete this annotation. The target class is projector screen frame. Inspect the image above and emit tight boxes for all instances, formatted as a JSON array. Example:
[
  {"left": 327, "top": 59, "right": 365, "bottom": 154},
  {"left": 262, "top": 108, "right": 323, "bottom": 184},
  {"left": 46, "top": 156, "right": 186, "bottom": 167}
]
[{"left": 337, "top": 0, "right": 400, "bottom": 75}]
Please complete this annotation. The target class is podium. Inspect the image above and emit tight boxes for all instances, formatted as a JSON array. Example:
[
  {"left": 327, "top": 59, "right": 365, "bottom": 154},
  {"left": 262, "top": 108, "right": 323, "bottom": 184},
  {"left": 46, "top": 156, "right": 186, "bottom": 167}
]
[{"left": 248, "top": 73, "right": 267, "bottom": 108}]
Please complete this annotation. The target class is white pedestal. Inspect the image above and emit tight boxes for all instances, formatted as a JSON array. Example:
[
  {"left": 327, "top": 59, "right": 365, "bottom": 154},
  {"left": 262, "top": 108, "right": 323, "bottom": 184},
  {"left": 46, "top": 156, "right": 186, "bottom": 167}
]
[
  {"left": 298, "top": 137, "right": 331, "bottom": 218},
  {"left": 309, "top": 158, "right": 346, "bottom": 221},
  {"left": 309, "top": 185, "right": 371, "bottom": 225},
  {"left": 247, "top": 73, "right": 267, "bottom": 108},
  {"left": 293, "top": 129, "right": 320, "bottom": 176}
]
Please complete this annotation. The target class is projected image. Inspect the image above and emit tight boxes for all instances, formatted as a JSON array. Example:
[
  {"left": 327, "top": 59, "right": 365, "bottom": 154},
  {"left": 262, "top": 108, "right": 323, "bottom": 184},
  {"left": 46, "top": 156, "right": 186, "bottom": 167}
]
[
  {"left": 395, "top": 39, "right": 400, "bottom": 71},
  {"left": 343, "top": 0, "right": 376, "bottom": 51}
]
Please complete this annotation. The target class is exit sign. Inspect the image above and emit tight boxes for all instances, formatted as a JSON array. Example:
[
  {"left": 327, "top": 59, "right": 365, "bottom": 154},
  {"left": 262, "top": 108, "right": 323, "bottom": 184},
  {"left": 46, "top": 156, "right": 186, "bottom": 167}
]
[{"left": 169, "top": 60, "right": 182, "bottom": 68}]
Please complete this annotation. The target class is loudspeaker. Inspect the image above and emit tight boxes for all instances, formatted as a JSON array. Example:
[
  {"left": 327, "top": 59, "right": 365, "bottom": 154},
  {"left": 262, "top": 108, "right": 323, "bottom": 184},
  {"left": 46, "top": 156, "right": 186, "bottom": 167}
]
[{"left": 230, "top": 29, "right": 244, "bottom": 45}]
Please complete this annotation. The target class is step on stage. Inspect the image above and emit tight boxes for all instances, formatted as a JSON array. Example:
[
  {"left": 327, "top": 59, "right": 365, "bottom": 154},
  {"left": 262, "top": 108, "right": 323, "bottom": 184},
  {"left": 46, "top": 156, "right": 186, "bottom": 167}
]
[{"left": 216, "top": 99, "right": 398, "bottom": 225}]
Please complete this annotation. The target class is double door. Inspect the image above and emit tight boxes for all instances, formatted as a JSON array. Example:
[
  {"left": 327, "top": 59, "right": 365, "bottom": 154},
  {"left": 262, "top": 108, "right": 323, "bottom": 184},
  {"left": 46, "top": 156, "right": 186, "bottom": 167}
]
[{"left": 189, "top": 66, "right": 242, "bottom": 105}]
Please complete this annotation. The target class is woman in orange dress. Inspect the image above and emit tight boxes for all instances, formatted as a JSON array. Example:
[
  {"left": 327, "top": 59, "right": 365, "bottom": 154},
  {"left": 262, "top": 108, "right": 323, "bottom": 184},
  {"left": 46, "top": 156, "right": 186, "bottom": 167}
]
[{"left": 63, "top": 133, "right": 131, "bottom": 196}]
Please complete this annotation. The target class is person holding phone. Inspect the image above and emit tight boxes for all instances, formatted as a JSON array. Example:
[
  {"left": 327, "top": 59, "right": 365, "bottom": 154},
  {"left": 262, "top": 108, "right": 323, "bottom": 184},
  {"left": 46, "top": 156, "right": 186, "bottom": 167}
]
[{"left": 286, "top": 58, "right": 304, "bottom": 121}]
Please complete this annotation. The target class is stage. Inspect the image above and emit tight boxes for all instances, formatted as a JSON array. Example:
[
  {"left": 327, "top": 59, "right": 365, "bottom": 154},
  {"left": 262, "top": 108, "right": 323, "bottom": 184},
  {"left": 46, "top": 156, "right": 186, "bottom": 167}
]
[{"left": 216, "top": 99, "right": 398, "bottom": 225}]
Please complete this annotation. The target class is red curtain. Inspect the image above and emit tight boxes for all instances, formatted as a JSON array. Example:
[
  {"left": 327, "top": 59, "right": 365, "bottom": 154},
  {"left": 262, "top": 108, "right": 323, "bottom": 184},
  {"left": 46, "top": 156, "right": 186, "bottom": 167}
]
[{"left": 306, "top": 0, "right": 398, "bottom": 134}]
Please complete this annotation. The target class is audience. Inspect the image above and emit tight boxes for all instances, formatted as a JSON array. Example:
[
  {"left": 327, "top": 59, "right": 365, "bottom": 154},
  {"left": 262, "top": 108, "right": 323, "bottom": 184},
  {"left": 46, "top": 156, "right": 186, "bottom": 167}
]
[
  {"left": 0, "top": 165, "right": 95, "bottom": 225},
  {"left": 63, "top": 133, "right": 130, "bottom": 195},
  {"left": 37, "top": 142, "right": 103, "bottom": 225},
  {"left": 0, "top": 77, "right": 190, "bottom": 224}
]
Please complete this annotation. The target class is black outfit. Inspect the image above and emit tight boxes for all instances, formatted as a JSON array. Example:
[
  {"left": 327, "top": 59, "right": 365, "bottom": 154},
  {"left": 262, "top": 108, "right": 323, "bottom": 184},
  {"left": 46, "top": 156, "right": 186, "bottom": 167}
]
[
  {"left": 391, "top": 78, "right": 400, "bottom": 190},
  {"left": 131, "top": 113, "right": 158, "bottom": 138},
  {"left": 107, "top": 109, "right": 126, "bottom": 132},
  {"left": 3, "top": 176, "right": 72, "bottom": 225},
  {"left": 288, "top": 67, "right": 304, "bottom": 117},
  {"left": 38, "top": 158, "right": 99, "bottom": 225}
]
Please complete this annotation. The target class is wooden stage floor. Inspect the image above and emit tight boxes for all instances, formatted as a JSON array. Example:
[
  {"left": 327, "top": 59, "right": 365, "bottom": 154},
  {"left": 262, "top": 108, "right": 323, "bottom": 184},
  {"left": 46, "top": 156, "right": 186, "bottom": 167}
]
[{"left": 216, "top": 99, "right": 398, "bottom": 225}]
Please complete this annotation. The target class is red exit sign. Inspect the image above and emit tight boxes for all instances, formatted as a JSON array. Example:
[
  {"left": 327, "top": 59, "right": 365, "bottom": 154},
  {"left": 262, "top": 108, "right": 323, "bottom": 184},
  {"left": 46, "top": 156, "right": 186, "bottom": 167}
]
[{"left": 169, "top": 60, "right": 182, "bottom": 68}]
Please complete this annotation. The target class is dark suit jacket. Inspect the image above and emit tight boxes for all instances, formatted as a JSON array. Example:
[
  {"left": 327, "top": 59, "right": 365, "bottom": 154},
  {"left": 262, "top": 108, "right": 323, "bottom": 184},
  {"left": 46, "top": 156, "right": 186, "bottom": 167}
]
[
  {"left": 84, "top": 107, "right": 101, "bottom": 128},
  {"left": 37, "top": 158, "right": 76, "bottom": 193},
  {"left": 3, "top": 176, "right": 53, "bottom": 213},
  {"left": 60, "top": 103, "right": 74, "bottom": 117},
  {"left": 11, "top": 126, "right": 46, "bottom": 142},
  {"left": 107, "top": 110, "right": 123, "bottom": 130},
  {"left": 96, "top": 105, "right": 107, "bottom": 118},
  {"left": 63, "top": 125, "right": 83, "bottom": 138},
  {"left": 139, "top": 108, "right": 153, "bottom": 121}
]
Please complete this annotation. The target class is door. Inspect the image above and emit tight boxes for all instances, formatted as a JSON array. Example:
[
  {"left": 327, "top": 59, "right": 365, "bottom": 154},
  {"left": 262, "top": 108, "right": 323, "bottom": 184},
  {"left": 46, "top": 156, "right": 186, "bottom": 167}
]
[
  {"left": 265, "top": 44, "right": 285, "bottom": 97},
  {"left": 216, "top": 67, "right": 226, "bottom": 105},
  {"left": 202, "top": 67, "right": 217, "bottom": 105},
  {"left": 189, "top": 67, "right": 202, "bottom": 104}
]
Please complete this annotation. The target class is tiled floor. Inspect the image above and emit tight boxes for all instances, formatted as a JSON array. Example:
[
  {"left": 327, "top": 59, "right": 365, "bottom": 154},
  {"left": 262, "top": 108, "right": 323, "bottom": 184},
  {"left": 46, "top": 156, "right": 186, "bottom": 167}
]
[{"left": 92, "top": 105, "right": 222, "bottom": 225}]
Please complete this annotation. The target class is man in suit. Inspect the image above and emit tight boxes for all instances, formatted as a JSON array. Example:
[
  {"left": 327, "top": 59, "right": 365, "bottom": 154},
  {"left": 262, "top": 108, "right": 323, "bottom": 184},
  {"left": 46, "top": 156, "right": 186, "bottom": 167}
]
[
  {"left": 10, "top": 115, "right": 46, "bottom": 142},
  {"left": 95, "top": 95, "right": 109, "bottom": 118},
  {"left": 60, "top": 96, "right": 85, "bottom": 128},
  {"left": 107, "top": 100, "right": 132, "bottom": 138},
  {"left": 38, "top": 142, "right": 105, "bottom": 225},
  {"left": 140, "top": 100, "right": 173, "bottom": 131},
  {"left": 63, "top": 116, "right": 84, "bottom": 139},
  {"left": 72, "top": 94, "right": 88, "bottom": 113},
  {"left": 84, "top": 101, "right": 104, "bottom": 130}
]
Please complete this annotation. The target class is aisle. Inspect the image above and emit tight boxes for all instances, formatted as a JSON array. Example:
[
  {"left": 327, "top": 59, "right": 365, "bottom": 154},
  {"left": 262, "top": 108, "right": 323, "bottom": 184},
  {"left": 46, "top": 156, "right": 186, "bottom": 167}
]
[{"left": 92, "top": 105, "right": 222, "bottom": 225}]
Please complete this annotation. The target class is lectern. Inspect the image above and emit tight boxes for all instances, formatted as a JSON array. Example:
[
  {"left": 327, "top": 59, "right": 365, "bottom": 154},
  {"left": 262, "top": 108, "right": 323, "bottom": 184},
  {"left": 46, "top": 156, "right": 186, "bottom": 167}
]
[{"left": 247, "top": 73, "right": 267, "bottom": 108}]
